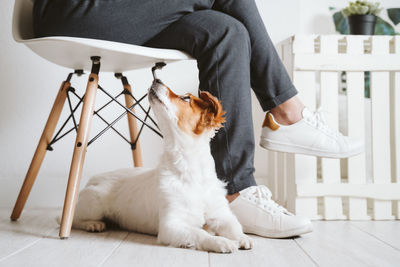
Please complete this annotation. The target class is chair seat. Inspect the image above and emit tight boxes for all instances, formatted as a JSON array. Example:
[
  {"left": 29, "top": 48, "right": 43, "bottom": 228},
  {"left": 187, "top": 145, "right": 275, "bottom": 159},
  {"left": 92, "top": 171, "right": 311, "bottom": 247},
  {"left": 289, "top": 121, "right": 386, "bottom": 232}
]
[{"left": 21, "top": 36, "right": 194, "bottom": 72}]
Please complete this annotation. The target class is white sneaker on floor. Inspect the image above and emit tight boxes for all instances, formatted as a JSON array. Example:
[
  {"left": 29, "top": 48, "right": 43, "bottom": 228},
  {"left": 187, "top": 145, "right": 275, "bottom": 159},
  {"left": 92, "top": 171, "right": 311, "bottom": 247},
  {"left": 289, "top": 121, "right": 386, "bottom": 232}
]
[
  {"left": 230, "top": 185, "right": 313, "bottom": 238},
  {"left": 260, "top": 107, "right": 364, "bottom": 158}
]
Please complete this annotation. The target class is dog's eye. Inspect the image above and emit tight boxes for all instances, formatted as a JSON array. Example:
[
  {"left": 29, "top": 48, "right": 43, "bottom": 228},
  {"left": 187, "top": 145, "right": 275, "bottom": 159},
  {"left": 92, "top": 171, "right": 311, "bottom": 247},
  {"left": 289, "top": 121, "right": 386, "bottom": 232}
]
[{"left": 180, "top": 95, "right": 191, "bottom": 102}]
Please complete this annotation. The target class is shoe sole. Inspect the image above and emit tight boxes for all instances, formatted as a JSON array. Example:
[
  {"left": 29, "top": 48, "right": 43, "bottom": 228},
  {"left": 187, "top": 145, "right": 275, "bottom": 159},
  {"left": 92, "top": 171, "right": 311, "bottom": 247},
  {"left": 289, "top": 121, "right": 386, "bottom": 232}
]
[
  {"left": 260, "top": 138, "right": 364, "bottom": 159},
  {"left": 244, "top": 223, "right": 313, "bottom": 238}
]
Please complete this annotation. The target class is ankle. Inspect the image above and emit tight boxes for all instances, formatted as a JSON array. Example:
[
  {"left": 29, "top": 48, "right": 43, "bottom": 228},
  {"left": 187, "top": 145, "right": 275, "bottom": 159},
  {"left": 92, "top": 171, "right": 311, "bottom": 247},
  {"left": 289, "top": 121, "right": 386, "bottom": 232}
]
[
  {"left": 270, "top": 110, "right": 302, "bottom": 125},
  {"left": 269, "top": 96, "right": 304, "bottom": 126},
  {"left": 226, "top": 193, "right": 240, "bottom": 203}
]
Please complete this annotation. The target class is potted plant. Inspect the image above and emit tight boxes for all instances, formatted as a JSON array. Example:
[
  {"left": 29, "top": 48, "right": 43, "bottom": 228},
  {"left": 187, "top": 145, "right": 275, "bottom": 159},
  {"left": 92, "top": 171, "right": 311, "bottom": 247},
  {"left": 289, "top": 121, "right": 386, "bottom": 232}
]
[{"left": 342, "top": 1, "right": 382, "bottom": 35}]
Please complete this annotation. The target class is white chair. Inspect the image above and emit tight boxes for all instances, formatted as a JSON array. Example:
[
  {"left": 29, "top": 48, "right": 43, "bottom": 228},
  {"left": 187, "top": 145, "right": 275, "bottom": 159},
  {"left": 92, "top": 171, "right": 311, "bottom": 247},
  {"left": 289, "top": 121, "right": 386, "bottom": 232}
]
[{"left": 10, "top": 0, "right": 193, "bottom": 239}]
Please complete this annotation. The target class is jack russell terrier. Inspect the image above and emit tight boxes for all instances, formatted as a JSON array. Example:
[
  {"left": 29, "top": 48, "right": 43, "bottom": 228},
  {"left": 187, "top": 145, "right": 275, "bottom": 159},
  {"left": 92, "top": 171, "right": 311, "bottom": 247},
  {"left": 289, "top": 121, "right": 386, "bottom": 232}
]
[{"left": 71, "top": 64, "right": 253, "bottom": 253}]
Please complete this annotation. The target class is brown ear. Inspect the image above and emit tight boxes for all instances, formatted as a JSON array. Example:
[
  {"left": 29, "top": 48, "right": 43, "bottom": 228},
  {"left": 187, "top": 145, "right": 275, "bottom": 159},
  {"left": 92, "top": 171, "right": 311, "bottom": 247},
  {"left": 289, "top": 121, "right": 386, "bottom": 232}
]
[{"left": 199, "top": 91, "right": 226, "bottom": 129}]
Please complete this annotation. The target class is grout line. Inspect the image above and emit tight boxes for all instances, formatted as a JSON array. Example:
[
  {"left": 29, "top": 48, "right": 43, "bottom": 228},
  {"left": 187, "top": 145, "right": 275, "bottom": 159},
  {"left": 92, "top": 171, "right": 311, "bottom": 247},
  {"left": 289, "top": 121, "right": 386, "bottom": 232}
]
[
  {"left": 349, "top": 222, "right": 400, "bottom": 252},
  {"left": 97, "top": 231, "right": 130, "bottom": 267},
  {"left": 207, "top": 252, "right": 211, "bottom": 267},
  {"left": 0, "top": 226, "right": 58, "bottom": 263},
  {"left": 293, "top": 238, "right": 320, "bottom": 267}
]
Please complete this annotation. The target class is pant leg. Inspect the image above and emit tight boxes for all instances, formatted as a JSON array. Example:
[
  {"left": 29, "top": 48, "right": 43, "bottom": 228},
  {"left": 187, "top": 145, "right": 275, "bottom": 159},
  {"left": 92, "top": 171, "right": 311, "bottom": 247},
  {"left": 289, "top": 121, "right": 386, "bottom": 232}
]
[
  {"left": 211, "top": 0, "right": 298, "bottom": 111},
  {"left": 145, "top": 10, "right": 257, "bottom": 194},
  {"left": 33, "top": 0, "right": 213, "bottom": 45}
]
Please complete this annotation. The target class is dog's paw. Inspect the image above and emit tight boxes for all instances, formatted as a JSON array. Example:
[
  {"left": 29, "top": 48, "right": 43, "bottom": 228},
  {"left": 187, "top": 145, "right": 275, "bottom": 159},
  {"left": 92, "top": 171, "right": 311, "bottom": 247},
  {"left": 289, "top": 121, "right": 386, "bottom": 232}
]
[
  {"left": 238, "top": 234, "right": 254, "bottom": 250},
  {"left": 84, "top": 221, "right": 106, "bottom": 232},
  {"left": 205, "top": 236, "right": 238, "bottom": 253}
]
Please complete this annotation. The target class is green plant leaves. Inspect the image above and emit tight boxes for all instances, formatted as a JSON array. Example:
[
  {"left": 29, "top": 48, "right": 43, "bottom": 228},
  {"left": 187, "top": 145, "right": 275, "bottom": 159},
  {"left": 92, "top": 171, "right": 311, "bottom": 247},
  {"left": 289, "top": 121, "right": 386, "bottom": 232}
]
[
  {"left": 332, "top": 10, "right": 349, "bottom": 34},
  {"left": 388, "top": 8, "right": 400, "bottom": 25},
  {"left": 375, "top": 16, "right": 396, "bottom": 35}
]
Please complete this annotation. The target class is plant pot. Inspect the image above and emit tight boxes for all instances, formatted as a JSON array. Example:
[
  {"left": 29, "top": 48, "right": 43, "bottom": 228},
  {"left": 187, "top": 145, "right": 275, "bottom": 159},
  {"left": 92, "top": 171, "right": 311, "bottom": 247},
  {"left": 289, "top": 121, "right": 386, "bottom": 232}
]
[{"left": 347, "top": 14, "right": 377, "bottom": 35}]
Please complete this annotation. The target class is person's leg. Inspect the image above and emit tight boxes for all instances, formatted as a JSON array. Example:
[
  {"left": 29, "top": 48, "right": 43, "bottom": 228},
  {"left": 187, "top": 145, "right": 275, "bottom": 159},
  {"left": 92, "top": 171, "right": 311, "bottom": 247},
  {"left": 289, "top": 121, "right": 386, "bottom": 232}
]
[
  {"left": 145, "top": 10, "right": 257, "bottom": 194},
  {"left": 211, "top": 0, "right": 299, "bottom": 114},
  {"left": 211, "top": 0, "right": 364, "bottom": 159},
  {"left": 33, "top": 0, "right": 213, "bottom": 45}
]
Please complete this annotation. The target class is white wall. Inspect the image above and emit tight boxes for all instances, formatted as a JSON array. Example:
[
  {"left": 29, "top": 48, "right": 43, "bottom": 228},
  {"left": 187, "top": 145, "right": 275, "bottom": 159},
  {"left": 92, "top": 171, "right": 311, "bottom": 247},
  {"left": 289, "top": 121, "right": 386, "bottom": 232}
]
[{"left": 0, "top": 0, "right": 398, "bottom": 208}]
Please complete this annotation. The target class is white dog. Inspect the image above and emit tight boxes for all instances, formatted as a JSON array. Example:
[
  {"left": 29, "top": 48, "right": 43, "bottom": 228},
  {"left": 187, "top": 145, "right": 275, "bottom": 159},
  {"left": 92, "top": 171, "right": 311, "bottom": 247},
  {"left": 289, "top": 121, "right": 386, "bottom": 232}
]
[{"left": 72, "top": 78, "right": 253, "bottom": 253}]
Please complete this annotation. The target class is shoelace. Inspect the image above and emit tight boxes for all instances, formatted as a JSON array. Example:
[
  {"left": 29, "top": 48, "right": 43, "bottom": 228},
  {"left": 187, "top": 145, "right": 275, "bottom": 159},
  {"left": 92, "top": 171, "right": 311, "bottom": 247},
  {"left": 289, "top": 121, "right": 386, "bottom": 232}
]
[
  {"left": 244, "top": 185, "right": 289, "bottom": 215},
  {"left": 305, "top": 108, "right": 342, "bottom": 138}
]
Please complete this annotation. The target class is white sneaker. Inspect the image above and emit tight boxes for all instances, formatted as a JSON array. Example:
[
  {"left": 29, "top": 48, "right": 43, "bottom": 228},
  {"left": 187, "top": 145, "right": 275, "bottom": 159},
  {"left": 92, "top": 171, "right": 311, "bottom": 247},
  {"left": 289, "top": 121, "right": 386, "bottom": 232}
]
[
  {"left": 230, "top": 185, "right": 313, "bottom": 238},
  {"left": 260, "top": 107, "right": 364, "bottom": 158}
]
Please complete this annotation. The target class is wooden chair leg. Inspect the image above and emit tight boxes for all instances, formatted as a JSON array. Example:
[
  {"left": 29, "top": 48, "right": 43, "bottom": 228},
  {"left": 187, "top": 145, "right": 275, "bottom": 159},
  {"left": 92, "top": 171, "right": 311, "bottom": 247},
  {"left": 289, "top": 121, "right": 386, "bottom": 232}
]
[
  {"left": 10, "top": 81, "right": 70, "bottom": 221},
  {"left": 59, "top": 60, "right": 100, "bottom": 239},
  {"left": 123, "top": 78, "right": 143, "bottom": 167}
]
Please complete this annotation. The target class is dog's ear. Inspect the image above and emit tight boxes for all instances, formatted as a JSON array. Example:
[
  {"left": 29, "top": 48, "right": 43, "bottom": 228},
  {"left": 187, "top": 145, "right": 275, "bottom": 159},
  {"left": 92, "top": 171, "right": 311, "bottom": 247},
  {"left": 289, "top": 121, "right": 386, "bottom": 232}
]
[{"left": 198, "top": 91, "right": 226, "bottom": 130}]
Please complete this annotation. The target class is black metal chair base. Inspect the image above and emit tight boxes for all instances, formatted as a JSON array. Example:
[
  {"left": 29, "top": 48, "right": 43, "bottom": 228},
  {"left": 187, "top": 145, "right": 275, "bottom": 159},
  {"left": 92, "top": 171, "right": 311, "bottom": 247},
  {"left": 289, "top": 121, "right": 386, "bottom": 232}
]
[{"left": 46, "top": 67, "right": 162, "bottom": 152}]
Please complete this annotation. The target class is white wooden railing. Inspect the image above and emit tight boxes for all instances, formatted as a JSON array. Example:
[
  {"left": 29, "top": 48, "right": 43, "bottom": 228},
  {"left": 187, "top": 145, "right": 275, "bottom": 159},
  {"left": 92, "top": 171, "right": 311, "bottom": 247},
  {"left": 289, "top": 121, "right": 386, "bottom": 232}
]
[{"left": 270, "top": 35, "right": 400, "bottom": 220}]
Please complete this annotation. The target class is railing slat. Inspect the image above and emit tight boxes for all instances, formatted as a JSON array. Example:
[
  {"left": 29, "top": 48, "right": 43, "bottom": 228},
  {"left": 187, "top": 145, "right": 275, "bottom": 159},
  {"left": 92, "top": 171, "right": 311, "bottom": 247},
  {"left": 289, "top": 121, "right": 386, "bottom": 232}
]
[
  {"left": 319, "top": 36, "right": 345, "bottom": 220},
  {"left": 294, "top": 54, "right": 400, "bottom": 71},
  {"left": 289, "top": 70, "right": 320, "bottom": 219},
  {"left": 392, "top": 36, "right": 400, "bottom": 219},
  {"left": 370, "top": 37, "right": 394, "bottom": 220},
  {"left": 267, "top": 151, "right": 278, "bottom": 201},
  {"left": 346, "top": 36, "right": 370, "bottom": 220},
  {"left": 277, "top": 152, "right": 286, "bottom": 207},
  {"left": 296, "top": 183, "right": 400, "bottom": 200}
]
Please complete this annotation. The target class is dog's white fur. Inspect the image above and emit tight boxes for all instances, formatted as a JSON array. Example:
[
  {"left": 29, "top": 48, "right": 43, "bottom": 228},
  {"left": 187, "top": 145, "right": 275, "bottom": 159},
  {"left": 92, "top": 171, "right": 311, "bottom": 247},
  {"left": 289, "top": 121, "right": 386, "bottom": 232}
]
[{"left": 72, "top": 80, "right": 253, "bottom": 253}]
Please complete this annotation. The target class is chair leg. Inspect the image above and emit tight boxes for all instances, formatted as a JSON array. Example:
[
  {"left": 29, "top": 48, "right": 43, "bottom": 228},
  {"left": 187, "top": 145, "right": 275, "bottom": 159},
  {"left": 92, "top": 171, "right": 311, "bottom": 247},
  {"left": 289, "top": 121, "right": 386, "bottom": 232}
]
[
  {"left": 10, "top": 80, "right": 70, "bottom": 221},
  {"left": 122, "top": 77, "right": 143, "bottom": 167},
  {"left": 59, "top": 58, "right": 100, "bottom": 239}
]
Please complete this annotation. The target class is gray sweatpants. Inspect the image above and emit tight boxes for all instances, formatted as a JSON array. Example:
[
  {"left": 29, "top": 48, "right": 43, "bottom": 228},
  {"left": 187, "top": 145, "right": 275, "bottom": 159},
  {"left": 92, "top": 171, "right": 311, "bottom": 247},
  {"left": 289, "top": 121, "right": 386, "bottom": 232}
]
[{"left": 34, "top": 0, "right": 298, "bottom": 194}]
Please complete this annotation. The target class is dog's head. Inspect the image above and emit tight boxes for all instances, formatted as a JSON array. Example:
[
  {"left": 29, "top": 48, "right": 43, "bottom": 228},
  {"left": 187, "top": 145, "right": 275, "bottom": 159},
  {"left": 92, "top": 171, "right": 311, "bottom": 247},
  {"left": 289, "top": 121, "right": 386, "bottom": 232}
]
[{"left": 148, "top": 79, "right": 225, "bottom": 139}]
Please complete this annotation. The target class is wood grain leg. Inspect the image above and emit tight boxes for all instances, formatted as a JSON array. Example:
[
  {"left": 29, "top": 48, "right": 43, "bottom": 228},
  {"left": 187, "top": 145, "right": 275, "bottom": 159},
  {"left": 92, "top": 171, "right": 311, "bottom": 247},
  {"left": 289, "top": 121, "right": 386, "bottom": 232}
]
[
  {"left": 59, "top": 70, "right": 99, "bottom": 239},
  {"left": 123, "top": 78, "right": 143, "bottom": 167},
  {"left": 10, "top": 81, "right": 70, "bottom": 221}
]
